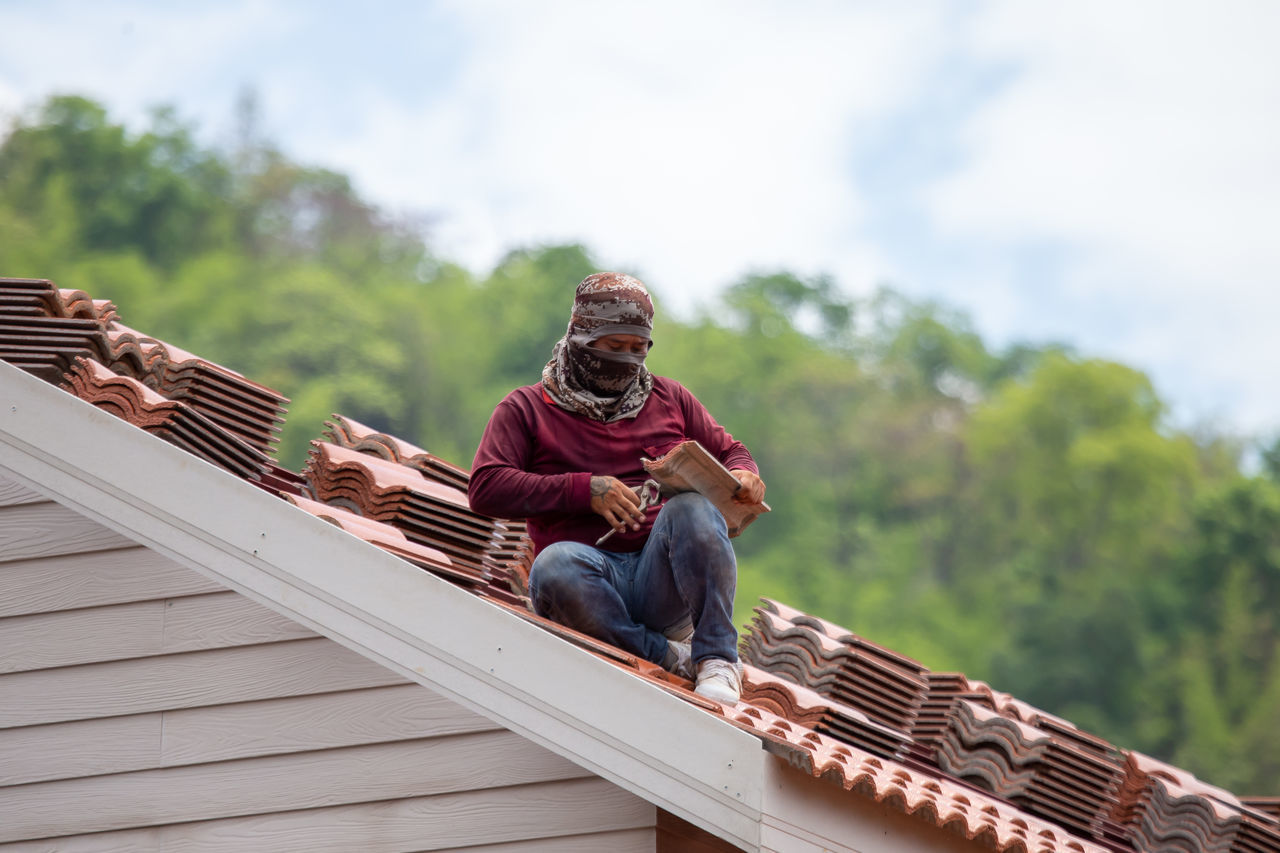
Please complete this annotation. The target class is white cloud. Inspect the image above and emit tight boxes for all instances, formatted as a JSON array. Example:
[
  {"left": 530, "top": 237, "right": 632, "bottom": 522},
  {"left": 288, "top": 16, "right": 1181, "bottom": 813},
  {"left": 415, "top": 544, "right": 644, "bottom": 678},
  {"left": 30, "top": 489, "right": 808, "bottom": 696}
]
[
  {"left": 923, "top": 0, "right": 1280, "bottom": 433},
  {"left": 3, "top": 0, "right": 1278, "bottom": 435},
  {"left": 291, "top": 1, "right": 949, "bottom": 313},
  {"left": 0, "top": 1, "right": 293, "bottom": 130}
]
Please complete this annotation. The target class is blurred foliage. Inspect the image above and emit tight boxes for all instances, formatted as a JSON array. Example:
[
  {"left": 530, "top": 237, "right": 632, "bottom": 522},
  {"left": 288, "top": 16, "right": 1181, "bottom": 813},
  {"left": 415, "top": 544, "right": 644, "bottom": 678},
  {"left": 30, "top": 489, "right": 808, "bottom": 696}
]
[{"left": 2, "top": 95, "right": 1277, "bottom": 794}]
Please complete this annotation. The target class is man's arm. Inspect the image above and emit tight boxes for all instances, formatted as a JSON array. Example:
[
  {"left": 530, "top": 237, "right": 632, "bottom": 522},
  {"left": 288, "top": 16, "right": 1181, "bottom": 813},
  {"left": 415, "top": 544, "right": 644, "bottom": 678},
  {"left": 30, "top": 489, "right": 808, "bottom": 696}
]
[
  {"left": 468, "top": 390, "right": 647, "bottom": 534},
  {"left": 467, "top": 392, "right": 591, "bottom": 519}
]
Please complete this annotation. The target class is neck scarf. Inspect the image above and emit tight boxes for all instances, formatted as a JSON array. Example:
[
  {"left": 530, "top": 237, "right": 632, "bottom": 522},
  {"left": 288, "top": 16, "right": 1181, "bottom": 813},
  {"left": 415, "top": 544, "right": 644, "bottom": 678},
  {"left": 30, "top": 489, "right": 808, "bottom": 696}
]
[{"left": 542, "top": 272, "right": 655, "bottom": 422}]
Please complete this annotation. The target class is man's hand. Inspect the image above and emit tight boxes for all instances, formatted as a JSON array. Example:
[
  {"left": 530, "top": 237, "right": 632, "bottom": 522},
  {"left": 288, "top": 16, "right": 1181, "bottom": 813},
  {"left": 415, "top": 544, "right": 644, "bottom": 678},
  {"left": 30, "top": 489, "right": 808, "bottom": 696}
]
[
  {"left": 730, "top": 469, "right": 766, "bottom": 505},
  {"left": 590, "top": 475, "right": 647, "bottom": 534}
]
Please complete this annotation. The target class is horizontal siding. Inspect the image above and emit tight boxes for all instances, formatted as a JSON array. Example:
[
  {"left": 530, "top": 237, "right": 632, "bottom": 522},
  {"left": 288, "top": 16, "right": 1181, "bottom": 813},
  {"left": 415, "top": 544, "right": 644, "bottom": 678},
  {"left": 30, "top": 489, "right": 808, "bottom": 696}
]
[
  {"left": 159, "top": 682, "right": 499, "bottom": 766},
  {"left": 0, "top": 684, "right": 498, "bottom": 786},
  {"left": 0, "top": 636, "right": 409, "bottom": 728},
  {"left": 0, "top": 590, "right": 319, "bottom": 674},
  {"left": 163, "top": 590, "right": 318, "bottom": 651},
  {"left": 458, "top": 833, "right": 656, "bottom": 853},
  {"left": 0, "top": 778, "right": 655, "bottom": 852},
  {"left": 0, "top": 730, "right": 590, "bottom": 843},
  {"left": 0, "top": 713, "right": 161, "bottom": 786},
  {"left": 0, "top": 484, "right": 660, "bottom": 851},
  {"left": 0, "top": 545, "right": 223, "bottom": 617},
  {"left": 0, "top": 598, "right": 164, "bottom": 673},
  {"left": 0, "top": 500, "right": 135, "bottom": 562},
  {"left": 0, "top": 478, "right": 44, "bottom": 508}
]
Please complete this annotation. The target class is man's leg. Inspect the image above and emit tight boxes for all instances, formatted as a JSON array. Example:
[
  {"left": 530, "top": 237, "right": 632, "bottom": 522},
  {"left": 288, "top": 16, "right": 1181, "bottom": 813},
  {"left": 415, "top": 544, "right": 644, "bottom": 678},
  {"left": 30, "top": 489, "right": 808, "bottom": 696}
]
[
  {"left": 528, "top": 541, "right": 670, "bottom": 665},
  {"left": 634, "top": 492, "right": 739, "bottom": 666}
]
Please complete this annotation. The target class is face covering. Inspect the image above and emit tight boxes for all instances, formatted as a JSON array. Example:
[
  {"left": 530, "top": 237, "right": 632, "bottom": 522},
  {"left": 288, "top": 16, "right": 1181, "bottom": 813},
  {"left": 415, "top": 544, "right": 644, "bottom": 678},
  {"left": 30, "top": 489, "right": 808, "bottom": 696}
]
[{"left": 542, "top": 272, "right": 655, "bottom": 422}]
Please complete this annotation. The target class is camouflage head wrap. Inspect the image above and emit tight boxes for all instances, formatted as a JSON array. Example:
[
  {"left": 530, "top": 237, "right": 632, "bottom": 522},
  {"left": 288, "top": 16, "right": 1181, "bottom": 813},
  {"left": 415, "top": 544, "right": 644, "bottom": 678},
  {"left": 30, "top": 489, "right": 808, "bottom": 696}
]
[{"left": 542, "top": 272, "right": 655, "bottom": 422}]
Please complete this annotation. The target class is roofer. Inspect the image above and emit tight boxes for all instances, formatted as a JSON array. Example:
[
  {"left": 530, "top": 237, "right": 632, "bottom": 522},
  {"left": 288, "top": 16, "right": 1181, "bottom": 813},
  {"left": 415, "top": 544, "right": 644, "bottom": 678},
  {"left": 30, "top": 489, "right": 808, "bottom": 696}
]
[{"left": 468, "top": 271, "right": 766, "bottom": 704}]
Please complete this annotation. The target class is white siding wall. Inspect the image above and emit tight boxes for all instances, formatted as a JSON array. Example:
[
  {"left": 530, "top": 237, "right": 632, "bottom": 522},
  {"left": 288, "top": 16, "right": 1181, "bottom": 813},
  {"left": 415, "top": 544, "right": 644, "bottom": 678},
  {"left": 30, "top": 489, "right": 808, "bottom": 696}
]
[{"left": 0, "top": 475, "right": 658, "bottom": 852}]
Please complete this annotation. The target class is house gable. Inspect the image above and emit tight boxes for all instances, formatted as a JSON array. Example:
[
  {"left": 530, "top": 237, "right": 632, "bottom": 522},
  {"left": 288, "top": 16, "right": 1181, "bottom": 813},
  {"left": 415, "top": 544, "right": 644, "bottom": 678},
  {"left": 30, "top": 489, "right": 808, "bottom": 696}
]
[{"left": 0, "top": 466, "right": 666, "bottom": 851}]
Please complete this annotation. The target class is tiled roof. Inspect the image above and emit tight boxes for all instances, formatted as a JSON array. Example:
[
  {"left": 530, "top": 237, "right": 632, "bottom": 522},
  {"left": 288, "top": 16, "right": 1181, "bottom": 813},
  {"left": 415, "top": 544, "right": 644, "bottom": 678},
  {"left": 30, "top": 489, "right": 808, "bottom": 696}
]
[{"left": 3, "top": 276, "right": 1277, "bottom": 853}]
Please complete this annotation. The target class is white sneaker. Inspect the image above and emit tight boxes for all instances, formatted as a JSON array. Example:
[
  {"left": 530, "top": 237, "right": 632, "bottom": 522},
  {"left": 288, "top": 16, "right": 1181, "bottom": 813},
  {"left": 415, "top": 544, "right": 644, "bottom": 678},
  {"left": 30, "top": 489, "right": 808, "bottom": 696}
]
[
  {"left": 694, "top": 657, "right": 744, "bottom": 704},
  {"left": 663, "top": 638, "right": 694, "bottom": 680}
]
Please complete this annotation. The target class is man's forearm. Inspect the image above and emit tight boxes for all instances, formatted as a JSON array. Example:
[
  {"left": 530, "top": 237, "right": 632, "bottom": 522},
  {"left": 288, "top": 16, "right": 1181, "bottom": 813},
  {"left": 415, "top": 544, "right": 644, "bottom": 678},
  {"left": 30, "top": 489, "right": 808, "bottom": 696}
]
[{"left": 467, "top": 464, "right": 591, "bottom": 519}]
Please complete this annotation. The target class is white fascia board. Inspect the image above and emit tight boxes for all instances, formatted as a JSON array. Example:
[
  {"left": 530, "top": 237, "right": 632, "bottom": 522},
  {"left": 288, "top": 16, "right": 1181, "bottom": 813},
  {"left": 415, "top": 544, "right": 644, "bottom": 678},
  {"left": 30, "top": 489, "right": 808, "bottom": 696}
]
[{"left": 0, "top": 362, "right": 765, "bottom": 851}]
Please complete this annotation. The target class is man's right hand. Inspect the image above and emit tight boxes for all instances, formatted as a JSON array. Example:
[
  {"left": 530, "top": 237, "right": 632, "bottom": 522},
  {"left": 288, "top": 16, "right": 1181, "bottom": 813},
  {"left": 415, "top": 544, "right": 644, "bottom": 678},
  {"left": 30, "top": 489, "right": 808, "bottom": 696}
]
[{"left": 590, "top": 475, "right": 647, "bottom": 534}]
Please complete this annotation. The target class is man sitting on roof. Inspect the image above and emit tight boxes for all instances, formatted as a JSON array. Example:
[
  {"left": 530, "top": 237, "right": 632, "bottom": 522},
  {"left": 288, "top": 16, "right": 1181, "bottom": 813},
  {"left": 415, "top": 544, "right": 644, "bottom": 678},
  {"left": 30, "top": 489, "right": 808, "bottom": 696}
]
[{"left": 468, "top": 272, "right": 766, "bottom": 704}]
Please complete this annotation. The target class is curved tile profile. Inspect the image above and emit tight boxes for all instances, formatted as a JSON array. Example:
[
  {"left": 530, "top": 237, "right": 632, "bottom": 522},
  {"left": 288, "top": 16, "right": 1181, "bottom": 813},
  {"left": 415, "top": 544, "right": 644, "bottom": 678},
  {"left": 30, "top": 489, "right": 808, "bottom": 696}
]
[
  {"left": 722, "top": 701, "right": 1110, "bottom": 853},
  {"left": 323, "top": 414, "right": 473, "bottom": 492}
]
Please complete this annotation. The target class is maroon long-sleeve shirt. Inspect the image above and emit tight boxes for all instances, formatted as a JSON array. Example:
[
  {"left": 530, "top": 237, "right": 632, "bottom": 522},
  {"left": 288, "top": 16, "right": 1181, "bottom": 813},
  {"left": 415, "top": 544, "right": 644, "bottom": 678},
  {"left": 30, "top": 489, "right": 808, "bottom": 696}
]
[{"left": 468, "top": 377, "right": 757, "bottom": 555}]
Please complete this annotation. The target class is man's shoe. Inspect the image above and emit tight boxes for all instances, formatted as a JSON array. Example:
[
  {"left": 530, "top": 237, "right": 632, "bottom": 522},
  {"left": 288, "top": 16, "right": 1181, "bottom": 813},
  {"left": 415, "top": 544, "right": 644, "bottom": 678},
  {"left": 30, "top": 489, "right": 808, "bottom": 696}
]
[
  {"left": 663, "top": 638, "right": 694, "bottom": 680},
  {"left": 694, "top": 657, "right": 743, "bottom": 704}
]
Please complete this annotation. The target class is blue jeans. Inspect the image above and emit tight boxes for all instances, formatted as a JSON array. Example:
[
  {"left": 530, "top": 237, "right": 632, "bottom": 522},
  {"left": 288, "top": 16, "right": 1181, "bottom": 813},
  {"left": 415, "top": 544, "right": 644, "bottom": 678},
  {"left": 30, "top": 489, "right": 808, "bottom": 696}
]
[{"left": 528, "top": 492, "right": 739, "bottom": 667}]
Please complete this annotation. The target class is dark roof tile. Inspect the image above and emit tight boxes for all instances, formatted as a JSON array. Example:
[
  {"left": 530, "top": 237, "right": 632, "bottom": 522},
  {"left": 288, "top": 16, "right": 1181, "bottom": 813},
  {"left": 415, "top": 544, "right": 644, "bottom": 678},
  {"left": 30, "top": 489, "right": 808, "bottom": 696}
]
[{"left": 61, "top": 356, "right": 273, "bottom": 481}]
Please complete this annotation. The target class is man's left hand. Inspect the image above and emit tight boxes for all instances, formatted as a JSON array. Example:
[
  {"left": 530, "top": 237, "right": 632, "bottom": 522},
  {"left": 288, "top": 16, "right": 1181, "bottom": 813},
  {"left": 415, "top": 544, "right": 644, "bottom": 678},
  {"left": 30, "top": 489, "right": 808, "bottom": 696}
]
[{"left": 730, "top": 469, "right": 766, "bottom": 504}]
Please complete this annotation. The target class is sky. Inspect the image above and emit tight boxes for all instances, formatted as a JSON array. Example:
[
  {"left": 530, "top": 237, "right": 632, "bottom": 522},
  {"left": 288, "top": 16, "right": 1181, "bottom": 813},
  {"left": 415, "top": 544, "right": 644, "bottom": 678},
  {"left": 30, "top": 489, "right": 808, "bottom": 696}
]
[{"left": 2, "top": 0, "right": 1278, "bottom": 441}]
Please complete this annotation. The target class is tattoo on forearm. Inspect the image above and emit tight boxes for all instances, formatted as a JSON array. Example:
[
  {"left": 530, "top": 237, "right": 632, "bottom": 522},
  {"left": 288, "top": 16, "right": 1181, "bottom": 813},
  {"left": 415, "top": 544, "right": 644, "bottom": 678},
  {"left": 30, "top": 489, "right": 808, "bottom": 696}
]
[{"left": 590, "top": 476, "right": 610, "bottom": 497}]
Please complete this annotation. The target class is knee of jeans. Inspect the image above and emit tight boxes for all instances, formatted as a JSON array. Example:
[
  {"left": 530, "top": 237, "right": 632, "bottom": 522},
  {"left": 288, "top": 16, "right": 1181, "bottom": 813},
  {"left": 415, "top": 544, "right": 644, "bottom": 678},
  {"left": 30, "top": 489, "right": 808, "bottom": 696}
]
[
  {"left": 663, "top": 492, "right": 725, "bottom": 533},
  {"left": 529, "top": 542, "right": 591, "bottom": 600}
]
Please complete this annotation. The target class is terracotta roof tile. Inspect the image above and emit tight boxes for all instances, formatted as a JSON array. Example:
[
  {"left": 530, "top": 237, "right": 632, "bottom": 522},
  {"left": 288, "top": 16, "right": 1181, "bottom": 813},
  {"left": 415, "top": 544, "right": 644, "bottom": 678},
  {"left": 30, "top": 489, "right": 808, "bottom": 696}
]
[
  {"left": 1246, "top": 799, "right": 1280, "bottom": 823},
  {"left": 935, "top": 700, "right": 1125, "bottom": 841},
  {"left": 319, "top": 414, "right": 532, "bottom": 597},
  {"left": 102, "top": 324, "right": 288, "bottom": 455},
  {"left": 6, "top": 276, "right": 1279, "bottom": 853},
  {"left": 303, "top": 441, "right": 530, "bottom": 590},
  {"left": 1, "top": 280, "right": 286, "bottom": 457},
  {"left": 741, "top": 664, "right": 912, "bottom": 760},
  {"left": 283, "top": 493, "right": 478, "bottom": 585},
  {"left": 61, "top": 356, "right": 273, "bottom": 482},
  {"left": 323, "top": 413, "right": 473, "bottom": 492},
  {"left": 1113, "top": 753, "right": 1280, "bottom": 852},
  {"left": 0, "top": 289, "right": 113, "bottom": 378},
  {"left": 742, "top": 602, "right": 929, "bottom": 732},
  {"left": 724, "top": 701, "right": 1112, "bottom": 853}
]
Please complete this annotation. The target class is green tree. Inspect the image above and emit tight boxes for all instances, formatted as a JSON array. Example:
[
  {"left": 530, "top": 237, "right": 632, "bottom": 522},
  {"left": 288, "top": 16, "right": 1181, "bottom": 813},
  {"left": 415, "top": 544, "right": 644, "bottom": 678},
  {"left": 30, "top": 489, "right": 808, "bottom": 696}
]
[
  {"left": 0, "top": 96, "right": 233, "bottom": 269},
  {"left": 1160, "top": 476, "right": 1280, "bottom": 790},
  {"left": 958, "top": 355, "right": 1200, "bottom": 739}
]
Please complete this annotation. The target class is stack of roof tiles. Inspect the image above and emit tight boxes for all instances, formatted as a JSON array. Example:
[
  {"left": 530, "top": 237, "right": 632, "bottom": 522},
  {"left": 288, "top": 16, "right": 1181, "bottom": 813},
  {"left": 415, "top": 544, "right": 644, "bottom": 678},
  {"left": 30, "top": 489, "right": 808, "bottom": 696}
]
[
  {"left": 2, "top": 278, "right": 302, "bottom": 493},
  {"left": 741, "top": 665, "right": 912, "bottom": 760},
  {"left": 62, "top": 356, "right": 274, "bottom": 483},
  {"left": 103, "top": 324, "right": 287, "bottom": 458},
  {"left": 741, "top": 598, "right": 930, "bottom": 734},
  {"left": 319, "top": 414, "right": 533, "bottom": 599},
  {"left": 323, "top": 414, "right": 471, "bottom": 491},
  {"left": 5, "top": 275, "right": 1279, "bottom": 853},
  {"left": 1112, "top": 753, "right": 1280, "bottom": 853},
  {"left": 933, "top": 700, "right": 1125, "bottom": 842},
  {"left": 303, "top": 440, "right": 529, "bottom": 599},
  {"left": 0, "top": 278, "right": 115, "bottom": 380},
  {"left": 288, "top": 490, "right": 445, "bottom": 563},
  {"left": 739, "top": 599, "right": 1280, "bottom": 853}
]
